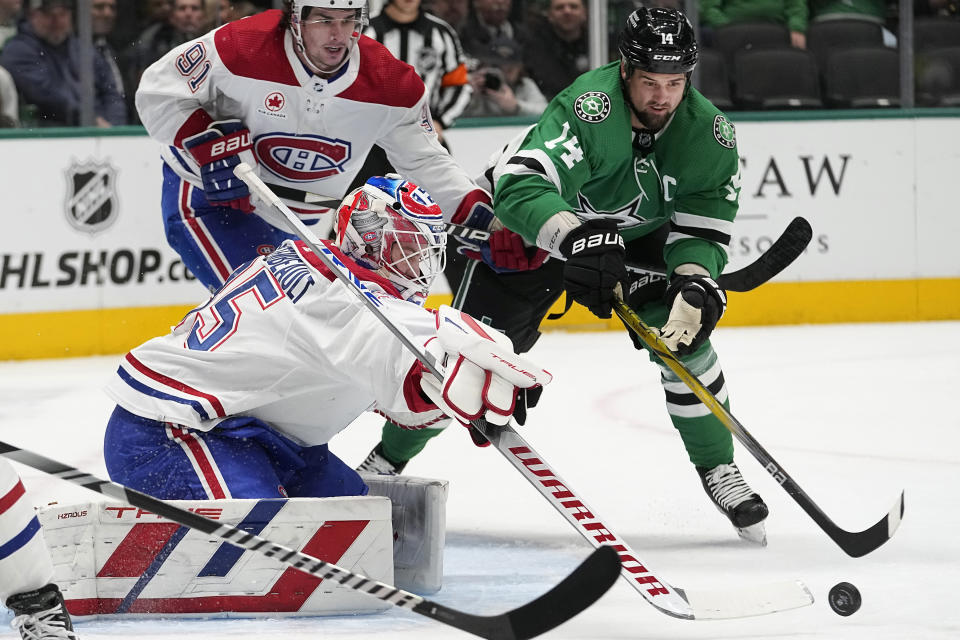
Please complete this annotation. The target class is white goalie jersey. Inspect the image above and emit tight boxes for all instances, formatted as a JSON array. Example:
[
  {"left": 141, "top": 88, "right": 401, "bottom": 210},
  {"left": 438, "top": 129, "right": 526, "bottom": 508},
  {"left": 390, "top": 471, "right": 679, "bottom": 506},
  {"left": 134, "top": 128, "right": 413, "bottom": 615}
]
[
  {"left": 104, "top": 240, "right": 446, "bottom": 446},
  {"left": 135, "top": 9, "right": 481, "bottom": 222}
]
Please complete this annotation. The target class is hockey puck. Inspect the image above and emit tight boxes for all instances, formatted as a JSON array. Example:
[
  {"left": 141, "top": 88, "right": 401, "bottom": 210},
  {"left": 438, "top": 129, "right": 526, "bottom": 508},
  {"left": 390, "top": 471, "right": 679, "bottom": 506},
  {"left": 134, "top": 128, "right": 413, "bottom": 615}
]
[{"left": 828, "top": 582, "right": 862, "bottom": 616}]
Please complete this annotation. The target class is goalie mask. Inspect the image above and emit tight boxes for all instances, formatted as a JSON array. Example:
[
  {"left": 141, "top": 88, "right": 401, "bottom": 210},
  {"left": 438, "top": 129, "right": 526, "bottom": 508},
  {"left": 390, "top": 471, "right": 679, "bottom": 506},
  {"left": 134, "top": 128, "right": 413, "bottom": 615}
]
[
  {"left": 287, "top": 0, "right": 369, "bottom": 74},
  {"left": 336, "top": 175, "right": 446, "bottom": 305}
]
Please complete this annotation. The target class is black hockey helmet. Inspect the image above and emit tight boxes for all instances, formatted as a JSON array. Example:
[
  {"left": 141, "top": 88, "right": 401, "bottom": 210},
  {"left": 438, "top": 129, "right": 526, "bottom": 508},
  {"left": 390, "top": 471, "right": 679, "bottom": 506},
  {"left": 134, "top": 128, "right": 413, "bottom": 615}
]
[{"left": 618, "top": 7, "right": 698, "bottom": 76}]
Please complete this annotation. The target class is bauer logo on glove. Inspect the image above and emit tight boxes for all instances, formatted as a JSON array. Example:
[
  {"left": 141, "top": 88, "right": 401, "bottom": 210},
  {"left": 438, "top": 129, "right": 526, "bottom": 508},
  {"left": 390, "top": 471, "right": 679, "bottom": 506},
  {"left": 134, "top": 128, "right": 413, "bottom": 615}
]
[{"left": 420, "top": 306, "right": 552, "bottom": 426}]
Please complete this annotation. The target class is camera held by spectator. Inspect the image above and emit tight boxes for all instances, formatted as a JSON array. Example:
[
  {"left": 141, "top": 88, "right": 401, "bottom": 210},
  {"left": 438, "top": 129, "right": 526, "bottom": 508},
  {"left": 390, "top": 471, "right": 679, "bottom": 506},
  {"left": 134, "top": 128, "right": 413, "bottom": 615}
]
[
  {"left": 465, "top": 35, "right": 546, "bottom": 117},
  {"left": 482, "top": 66, "right": 504, "bottom": 91}
]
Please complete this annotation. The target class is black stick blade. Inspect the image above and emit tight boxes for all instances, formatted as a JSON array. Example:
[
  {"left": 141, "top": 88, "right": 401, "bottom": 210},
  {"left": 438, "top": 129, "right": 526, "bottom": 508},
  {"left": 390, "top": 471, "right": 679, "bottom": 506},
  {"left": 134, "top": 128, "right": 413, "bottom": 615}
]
[
  {"left": 832, "top": 490, "right": 905, "bottom": 558},
  {"left": 414, "top": 545, "right": 621, "bottom": 640},
  {"left": 718, "top": 216, "right": 812, "bottom": 291}
]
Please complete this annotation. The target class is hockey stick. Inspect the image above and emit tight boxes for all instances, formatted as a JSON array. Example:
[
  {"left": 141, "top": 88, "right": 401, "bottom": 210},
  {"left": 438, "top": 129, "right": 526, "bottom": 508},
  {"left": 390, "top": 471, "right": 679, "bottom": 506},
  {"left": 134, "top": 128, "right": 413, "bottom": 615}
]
[
  {"left": 612, "top": 297, "right": 905, "bottom": 558},
  {"left": 0, "top": 441, "right": 619, "bottom": 640},
  {"left": 447, "top": 216, "right": 813, "bottom": 293},
  {"left": 236, "top": 164, "right": 814, "bottom": 621},
  {"left": 471, "top": 421, "right": 814, "bottom": 620}
]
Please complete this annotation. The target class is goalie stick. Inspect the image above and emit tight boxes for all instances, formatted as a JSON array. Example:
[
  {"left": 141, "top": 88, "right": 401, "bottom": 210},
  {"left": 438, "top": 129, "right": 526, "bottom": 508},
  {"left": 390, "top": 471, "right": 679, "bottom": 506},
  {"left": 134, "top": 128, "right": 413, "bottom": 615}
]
[
  {"left": 612, "top": 297, "right": 905, "bottom": 558},
  {"left": 472, "top": 421, "right": 814, "bottom": 620},
  {"left": 0, "top": 441, "right": 619, "bottom": 640},
  {"left": 236, "top": 164, "right": 814, "bottom": 621},
  {"left": 447, "top": 216, "right": 813, "bottom": 293}
]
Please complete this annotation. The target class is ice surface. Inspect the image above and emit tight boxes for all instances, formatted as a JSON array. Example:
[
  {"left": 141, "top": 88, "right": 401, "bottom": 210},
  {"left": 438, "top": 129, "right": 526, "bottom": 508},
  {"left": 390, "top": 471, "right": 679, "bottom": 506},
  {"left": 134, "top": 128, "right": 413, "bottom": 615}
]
[{"left": 1, "top": 322, "right": 958, "bottom": 639}]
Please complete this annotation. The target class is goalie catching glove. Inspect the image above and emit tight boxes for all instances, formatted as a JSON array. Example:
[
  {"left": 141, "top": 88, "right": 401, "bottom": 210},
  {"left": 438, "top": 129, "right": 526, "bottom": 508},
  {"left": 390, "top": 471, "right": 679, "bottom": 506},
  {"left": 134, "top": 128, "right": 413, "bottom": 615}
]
[
  {"left": 421, "top": 306, "right": 552, "bottom": 427},
  {"left": 183, "top": 119, "right": 256, "bottom": 213},
  {"left": 658, "top": 264, "right": 727, "bottom": 355}
]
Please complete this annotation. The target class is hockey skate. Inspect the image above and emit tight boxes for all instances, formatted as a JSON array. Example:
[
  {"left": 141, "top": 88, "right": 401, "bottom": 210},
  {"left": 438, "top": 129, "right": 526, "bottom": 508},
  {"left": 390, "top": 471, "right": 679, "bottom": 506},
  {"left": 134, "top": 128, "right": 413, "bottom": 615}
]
[
  {"left": 356, "top": 443, "right": 408, "bottom": 475},
  {"left": 6, "top": 583, "right": 78, "bottom": 640},
  {"left": 697, "top": 462, "right": 769, "bottom": 546}
]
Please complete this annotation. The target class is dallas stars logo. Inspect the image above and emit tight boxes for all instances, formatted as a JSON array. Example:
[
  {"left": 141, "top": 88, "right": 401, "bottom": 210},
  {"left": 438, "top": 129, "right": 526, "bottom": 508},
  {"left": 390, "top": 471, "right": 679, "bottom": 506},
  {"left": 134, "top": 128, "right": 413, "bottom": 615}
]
[
  {"left": 576, "top": 191, "right": 650, "bottom": 229},
  {"left": 713, "top": 114, "right": 736, "bottom": 149},
  {"left": 574, "top": 91, "right": 611, "bottom": 123}
]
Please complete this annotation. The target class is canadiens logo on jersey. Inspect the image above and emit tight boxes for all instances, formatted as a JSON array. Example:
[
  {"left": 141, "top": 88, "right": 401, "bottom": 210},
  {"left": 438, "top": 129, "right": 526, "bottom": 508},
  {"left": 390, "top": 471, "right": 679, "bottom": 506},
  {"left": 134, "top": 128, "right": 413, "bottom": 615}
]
[
  {"left": 64, "top": 159, "right": 118, "bottom": 234},
  {"left": 254, "top": 133, "right": 352, "bottom": 182}
]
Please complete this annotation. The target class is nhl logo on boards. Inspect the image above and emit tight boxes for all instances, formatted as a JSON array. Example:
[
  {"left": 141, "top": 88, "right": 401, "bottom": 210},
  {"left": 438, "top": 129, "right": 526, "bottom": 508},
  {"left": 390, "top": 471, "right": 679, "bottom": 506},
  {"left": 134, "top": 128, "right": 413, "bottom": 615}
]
[
  {"left": 64, "top": 159, "right": 118, "bottom": 234},
  {"left": 713, "top": 114, "right": 736, "bottom": 149},
  {"left": 574, "top": 91, "right": 610, "bottom": 123}
]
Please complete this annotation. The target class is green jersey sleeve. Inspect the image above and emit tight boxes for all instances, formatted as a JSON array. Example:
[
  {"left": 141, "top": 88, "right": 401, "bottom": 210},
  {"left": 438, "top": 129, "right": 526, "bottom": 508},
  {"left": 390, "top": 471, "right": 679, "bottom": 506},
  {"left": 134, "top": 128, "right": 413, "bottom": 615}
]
[{"left": 490, "top": 95, "right": 603, "bottom": 244}]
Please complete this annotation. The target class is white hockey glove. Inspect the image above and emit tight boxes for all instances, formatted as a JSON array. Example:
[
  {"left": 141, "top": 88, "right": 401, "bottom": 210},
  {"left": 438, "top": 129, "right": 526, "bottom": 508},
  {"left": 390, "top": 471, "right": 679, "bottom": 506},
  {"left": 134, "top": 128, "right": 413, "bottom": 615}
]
[
  {"left": 421, "top": 306, "right": 552, "bottom": 427},
  {"left": 658, "top": 264, "right": 727, "bottom": 355}
]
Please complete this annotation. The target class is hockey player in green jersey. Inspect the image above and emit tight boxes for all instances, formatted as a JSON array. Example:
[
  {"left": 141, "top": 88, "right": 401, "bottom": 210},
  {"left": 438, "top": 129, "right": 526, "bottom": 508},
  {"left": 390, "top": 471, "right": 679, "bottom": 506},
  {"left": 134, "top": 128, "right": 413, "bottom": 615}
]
[{"left": 359, "top": 7, "right": 769, "bottom": 544}]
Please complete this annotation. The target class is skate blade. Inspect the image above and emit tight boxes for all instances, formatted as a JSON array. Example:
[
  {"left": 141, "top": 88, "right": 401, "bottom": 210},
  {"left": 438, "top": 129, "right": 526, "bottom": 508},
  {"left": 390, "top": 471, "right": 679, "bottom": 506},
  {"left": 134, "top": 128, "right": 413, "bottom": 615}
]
[{"left": 736, "top": 522, "right": 767, "bottom": 546}]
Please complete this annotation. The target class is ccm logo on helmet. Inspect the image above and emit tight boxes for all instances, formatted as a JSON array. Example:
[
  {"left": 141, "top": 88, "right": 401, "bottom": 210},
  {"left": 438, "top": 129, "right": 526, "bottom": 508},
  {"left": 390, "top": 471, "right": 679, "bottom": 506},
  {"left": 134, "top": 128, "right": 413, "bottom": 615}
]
[
  {"left": 255, "top": 133, "right": 352, "bottom": 182},
  {"left": 652, "top": 54, "right": 682, "bottom": 61},
  {"left": 570, "top": 232, "right": 624, "bottom": 254}
]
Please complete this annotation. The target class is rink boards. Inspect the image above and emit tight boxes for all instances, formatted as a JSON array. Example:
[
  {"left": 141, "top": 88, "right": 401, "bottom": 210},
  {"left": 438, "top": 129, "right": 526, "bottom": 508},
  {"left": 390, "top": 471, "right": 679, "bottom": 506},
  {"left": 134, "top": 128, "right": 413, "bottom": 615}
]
[{"left": 1, "top": 111, "right": 958, "bottom": 359}]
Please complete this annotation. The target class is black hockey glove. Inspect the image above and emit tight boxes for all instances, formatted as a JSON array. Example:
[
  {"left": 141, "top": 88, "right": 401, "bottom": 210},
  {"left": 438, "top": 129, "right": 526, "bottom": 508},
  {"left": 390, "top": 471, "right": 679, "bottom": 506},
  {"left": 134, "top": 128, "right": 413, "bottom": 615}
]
[
  {"left": 659, "top": 270, "right": 727, "bottom": 355},
  {"left": 558, "top": 219, "right": 627, "bottom": 318}
]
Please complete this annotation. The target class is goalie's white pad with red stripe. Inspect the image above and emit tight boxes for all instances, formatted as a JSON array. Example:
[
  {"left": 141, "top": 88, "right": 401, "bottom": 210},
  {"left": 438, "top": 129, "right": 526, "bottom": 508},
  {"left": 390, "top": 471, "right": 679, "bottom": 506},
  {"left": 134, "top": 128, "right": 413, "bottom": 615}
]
[
  {"left": 422, "top": 306, "right": 552, "bottom": 425},
  {"left": 38, "top": 497, "right": 394, "bottom": 618}
]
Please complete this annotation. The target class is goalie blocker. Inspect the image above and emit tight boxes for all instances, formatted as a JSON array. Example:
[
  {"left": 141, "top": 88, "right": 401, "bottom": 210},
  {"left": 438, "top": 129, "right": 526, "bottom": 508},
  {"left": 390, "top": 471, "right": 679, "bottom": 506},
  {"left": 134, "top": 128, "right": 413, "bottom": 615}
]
[{"left": 38, "top": 475, "right": 447, "bottom": 618}]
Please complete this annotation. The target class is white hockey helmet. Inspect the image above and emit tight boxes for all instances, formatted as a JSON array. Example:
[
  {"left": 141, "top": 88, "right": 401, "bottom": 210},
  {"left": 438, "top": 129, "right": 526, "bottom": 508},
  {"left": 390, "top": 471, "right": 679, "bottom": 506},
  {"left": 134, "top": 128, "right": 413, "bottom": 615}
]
[
  {"left": 336, "top": 175, "right": 447, "bottom": 305},
  {"left": 288, "top": 0, "right": 369, "bottom": 74}
]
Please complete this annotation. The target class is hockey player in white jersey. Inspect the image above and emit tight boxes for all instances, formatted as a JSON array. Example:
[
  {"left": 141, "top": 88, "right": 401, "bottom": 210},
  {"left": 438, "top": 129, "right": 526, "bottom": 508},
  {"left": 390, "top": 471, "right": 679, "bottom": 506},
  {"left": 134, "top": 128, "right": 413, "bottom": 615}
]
[
  {"left": 0, "top": 458, "right": 78, "bottom": 639},
  {"left": 102, "top": 176, "right": 551, "bottom": 502},
  {"left": 136, "top": 0, "right": 539, "bottom": 291}
]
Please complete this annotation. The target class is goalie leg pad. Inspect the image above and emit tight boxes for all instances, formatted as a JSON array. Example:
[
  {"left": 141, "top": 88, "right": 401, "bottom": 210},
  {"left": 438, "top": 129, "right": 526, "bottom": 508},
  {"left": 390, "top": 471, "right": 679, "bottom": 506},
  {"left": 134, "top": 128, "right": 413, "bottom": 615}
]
[
  {"left": 360, "top": 473, "right": 449, "bottom": 595},
  {"left": 38, "top": 497, "right": 393, "bottom": 618}
]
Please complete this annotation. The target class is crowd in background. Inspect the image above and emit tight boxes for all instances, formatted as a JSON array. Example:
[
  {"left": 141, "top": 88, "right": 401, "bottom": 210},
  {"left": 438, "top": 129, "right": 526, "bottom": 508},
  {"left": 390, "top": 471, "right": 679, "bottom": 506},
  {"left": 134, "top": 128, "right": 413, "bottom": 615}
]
[{"left": 0, "top": 0, "right": 957, "bottom": 129}]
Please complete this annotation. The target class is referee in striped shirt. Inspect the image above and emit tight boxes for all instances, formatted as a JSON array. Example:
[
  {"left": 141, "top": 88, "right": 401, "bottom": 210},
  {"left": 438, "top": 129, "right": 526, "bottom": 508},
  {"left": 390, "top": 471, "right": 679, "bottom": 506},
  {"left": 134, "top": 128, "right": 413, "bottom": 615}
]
[{"left": 364, "top": 0, "right": 473, "bottom": 144}]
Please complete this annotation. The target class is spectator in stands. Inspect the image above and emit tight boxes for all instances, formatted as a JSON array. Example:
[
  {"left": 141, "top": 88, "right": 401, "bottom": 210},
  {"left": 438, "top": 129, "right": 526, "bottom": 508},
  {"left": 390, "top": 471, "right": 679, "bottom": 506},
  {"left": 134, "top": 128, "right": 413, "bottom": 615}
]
[
  {"left": 0, "top": 0, "right": 20, "bottom": 50},
  {"left": 699, "top": 0, "right": 808, "bottom": 49},
  {"left": 524, "top": 0, "right": 588, "bottom": 100},
  {"left": 219, "top": 0, "right": 259, "bottom": 23},
  {"left": 463, "top": 34, "right": 546, "bottom": 117},
  {"left": 0, "top": 0, "right": 126, "bottom": 127},
  {"left": 809, "top": 0, "right": 897, "bottom": 45},
  {"left": 427, "top": 0, "right": 468, "bottom": 31},
  {"left": 459, "top": 0, "right": 528, "bottom": 59},
  {"left": 92, "top": 0, "right": 127, "bottom": 107},
  {"left": 0, "top": 63, "right": 18, "bottom": 126},
  {"left": 124, "top": 0, "right": 208, "bottom": 109},
  {"left": 366, "top": 0, "right": 472, "bottom": 143}
]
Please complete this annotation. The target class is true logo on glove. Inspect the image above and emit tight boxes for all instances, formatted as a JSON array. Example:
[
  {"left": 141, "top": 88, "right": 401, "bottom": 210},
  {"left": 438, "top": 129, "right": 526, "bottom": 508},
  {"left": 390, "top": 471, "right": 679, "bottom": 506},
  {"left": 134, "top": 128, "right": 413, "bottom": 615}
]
[{"left": 570, "top": 232, "right": 624, "bottom": 254}]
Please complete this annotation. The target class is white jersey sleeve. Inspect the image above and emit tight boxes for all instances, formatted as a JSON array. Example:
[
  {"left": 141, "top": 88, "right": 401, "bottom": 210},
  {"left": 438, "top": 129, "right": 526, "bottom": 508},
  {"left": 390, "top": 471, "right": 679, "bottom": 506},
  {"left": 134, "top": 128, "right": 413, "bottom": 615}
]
[{"left": 104, "top": 240, "right": 445, "bottom": 447}]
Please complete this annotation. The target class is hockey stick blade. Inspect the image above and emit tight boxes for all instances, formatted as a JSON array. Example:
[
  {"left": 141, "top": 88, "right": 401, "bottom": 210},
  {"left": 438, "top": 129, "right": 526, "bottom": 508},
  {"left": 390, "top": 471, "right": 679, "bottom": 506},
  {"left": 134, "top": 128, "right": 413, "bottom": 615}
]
[
  {"left": 612, "top": 300, "right": 905, "bottom": 558},
  {"left": 414, "top": 545, "right": 620, "bottom": 639},
  {"left": 475, "top": 422, "right": 814, "bottom": 620},
  {"left": 716, "top": 216, "right": 811, "bottom": 291},
  {"left": 622, "top": 217, "right": 812, "bottom": 292},
  {"left": 0, "top": 441, "right": 620, "bottom": 640}
]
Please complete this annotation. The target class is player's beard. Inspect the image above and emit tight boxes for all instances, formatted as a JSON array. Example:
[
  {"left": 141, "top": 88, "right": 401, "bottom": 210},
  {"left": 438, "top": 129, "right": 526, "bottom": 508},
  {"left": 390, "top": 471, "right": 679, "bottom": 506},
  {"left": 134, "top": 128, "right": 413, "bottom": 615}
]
[{"left": 635, "top": 105, "right": 675, "bottom": 132}]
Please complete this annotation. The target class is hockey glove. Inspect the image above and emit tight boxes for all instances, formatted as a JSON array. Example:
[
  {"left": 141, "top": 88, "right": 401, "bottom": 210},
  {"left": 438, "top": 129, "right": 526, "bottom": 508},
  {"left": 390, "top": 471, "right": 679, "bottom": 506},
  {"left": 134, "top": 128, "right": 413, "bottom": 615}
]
[
  {"left": 420, "top": 306, "right": 552, "bottom": 429},
  {"left": 659, "top": 265, "right": 727, "bottom": 355},
  {"left": 183, "top": 119, "right": 256, "bottom": 213},
  {"left": 452, "top": 191, "right": 548, "bottom": 273},
  {"left": 558, "top": 218, "right": 627, "bottom": 318}
]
